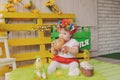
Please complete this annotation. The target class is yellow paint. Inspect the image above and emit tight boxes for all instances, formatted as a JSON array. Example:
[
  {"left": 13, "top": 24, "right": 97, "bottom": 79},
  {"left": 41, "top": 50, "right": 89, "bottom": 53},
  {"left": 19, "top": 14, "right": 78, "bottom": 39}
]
[
  {"left": 10, "top": 51, "right": 51, "bottom": 61},
  {"left": 0, "top": 12, "right": 40, "bottom": 18},
  {"left": 83, "top": 49, "right": 90, "bottom": 61},
  {"left": 0, "top": 5, "right": 77, "bottom": 76},
  {"left": 0, "top": 32, "right": 6, "bottom": 36},
  {"left": 0, "top": 41, "right": 6, "bottom": 58},
  {"left": 0, "top": 12, "right": 89, "bottom": 63},
  {"left": 0, "top": 12, "right": 90, "bottom": 75},
  {"left": 0, "top": 12, "right": 75, "bottom": 18},
  {"left": 0, "top": 65, "right": 11, "bottom": 76},
  {"left": 8, "top": 37, "right": 51, "bottom": 46},
  {"left": 0, "top": 12, "right": 75, "bottom": 31},
  {"left": 0, "top": 24, "right": 36, "bottom": 31}
]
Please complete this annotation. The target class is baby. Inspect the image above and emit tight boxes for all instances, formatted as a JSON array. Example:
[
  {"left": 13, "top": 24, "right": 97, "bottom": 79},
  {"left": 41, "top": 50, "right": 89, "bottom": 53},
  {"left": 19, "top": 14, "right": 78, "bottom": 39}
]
[{"left": 48, "top": 19, "right": 80, "bottom": 76}]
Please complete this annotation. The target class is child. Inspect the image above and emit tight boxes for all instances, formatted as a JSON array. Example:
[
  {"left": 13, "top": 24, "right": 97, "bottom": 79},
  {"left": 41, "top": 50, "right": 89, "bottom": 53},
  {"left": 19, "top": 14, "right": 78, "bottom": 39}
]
[{"left": 48, "top": 19, "right": 80, "bottom": 76}]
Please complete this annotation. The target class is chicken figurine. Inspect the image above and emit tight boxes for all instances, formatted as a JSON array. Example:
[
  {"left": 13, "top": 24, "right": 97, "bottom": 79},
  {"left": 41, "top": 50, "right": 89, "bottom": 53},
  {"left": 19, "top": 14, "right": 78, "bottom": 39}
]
[{"left": 34, "top": 56, "right": 47, "bottom": 80}]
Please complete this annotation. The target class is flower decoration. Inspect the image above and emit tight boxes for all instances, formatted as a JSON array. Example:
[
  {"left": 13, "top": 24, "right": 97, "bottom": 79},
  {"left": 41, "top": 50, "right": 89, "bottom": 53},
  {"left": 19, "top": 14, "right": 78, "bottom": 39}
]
[
  {"left": 1, "top": 0, "right": 40, "bottom": 13},
  {"left": 57, "top": 19, "right": 77, "bottom": 35},
  {"left": 61, "top": 19, "right": 70, "bottom": 27}
]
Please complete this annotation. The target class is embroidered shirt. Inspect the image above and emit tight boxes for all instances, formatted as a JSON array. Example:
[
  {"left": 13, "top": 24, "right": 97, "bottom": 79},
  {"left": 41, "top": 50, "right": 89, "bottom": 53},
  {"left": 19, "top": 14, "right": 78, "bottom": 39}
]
[{"left": 58, "top": 38, "right": 79, "bottom": 58}]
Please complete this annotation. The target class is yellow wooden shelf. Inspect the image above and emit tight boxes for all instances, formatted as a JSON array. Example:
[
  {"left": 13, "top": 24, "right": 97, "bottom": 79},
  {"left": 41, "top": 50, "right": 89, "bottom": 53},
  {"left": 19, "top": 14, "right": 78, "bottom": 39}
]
[
  {"left": 0, "top": 12, "right": 40, "bottom": 18},
  {"left": 8, "top": 37, "right": 51, "bottom": 46},
  {"left": 0, "top": 12, "right": 75, "bottom": 19},
  {"left": 11, "top": 51, "right": 52, "bottom": 61},
  {"left": 0, "top": 12, "right": 75, "bottom": 31},
  {"left": 0, "top": 24, "right": 36, "bottom": 31},
  {"left": 40, "top": 13, "right": 75, "bottom": 19},
  {"left": 0, "top": 12, "right": 89, "bottom": 64}
]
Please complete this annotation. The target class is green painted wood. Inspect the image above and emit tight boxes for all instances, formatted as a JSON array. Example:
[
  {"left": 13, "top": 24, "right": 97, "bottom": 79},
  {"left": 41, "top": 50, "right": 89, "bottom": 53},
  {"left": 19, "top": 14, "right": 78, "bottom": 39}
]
[{"left": 51, "top": 26, "right": 91, "bottom": 50}]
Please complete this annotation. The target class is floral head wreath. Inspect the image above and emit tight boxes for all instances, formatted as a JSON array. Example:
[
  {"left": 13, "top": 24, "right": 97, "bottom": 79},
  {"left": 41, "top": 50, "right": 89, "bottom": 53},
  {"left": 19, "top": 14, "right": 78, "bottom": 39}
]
[{"left": 57, "top": 19, "right": 77, "bottom": 35}]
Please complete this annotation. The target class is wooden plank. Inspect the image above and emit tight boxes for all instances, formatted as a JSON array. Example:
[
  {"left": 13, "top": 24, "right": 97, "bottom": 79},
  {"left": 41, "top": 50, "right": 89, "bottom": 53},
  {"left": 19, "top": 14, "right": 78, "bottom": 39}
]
[
  {"left": 8, "top": 37, "right": 51, "bottom": 46},
  {"left": 0, "top": 12, "right": 40, "bottom": 18},
  {"left": 76, "top": 53, "right": 84, "bottom": 57},
  {"left": 0, "top": 12, "right": 75, "bottom": 19},
  {"left": 11, "top": 51, "right": 52, "bottom": 61},
  {"left": 40, "top": 13, "right": 75, "bottom": 19},
  {"left": 0, "top": 24, "right": 36, "bottom": 31}
]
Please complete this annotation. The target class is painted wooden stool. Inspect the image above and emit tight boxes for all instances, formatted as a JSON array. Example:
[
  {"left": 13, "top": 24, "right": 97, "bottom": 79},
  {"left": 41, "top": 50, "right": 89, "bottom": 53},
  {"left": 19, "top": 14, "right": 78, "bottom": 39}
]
[{"left": 0, "top": 36, "right": 16, "bottom": 70}]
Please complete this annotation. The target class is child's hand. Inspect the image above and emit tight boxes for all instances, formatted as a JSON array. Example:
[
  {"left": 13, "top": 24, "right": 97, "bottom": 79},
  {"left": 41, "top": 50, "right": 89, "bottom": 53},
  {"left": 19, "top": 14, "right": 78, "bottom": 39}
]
[
  {"left": 51, "top": 47, "right": 58, "bottom": 55},
  {"left": 53, "top": 38, "right": 65, "bottom": 51},
  {"left": 51, "top": 41, "right": 55, "bottom": 48},
  {"left": 51, "top": 41, "right": 58, "bottom": 55},
  {"left": 61, "top": 46, "right": 69, "bottom": 54}
]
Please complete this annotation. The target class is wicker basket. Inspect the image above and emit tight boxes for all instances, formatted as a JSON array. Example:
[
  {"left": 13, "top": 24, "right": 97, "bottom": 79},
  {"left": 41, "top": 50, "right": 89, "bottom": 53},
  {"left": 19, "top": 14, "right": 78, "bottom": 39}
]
[
  {"left": 80, "top": 67, "right": 94, "bottom": 77},
  {"left": 80, "top": 61, "right": 94, "bottom": 77}
]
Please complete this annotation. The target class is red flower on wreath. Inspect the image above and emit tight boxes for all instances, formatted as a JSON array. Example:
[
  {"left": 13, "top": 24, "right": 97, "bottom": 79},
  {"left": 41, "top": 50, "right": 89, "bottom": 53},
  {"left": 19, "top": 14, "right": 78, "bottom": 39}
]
[
  {"left": 61, "top": 19, "right": 70, "bottom": 27},
  {"left": 57, "top": 19, "right": 77, "bottom": 35}
]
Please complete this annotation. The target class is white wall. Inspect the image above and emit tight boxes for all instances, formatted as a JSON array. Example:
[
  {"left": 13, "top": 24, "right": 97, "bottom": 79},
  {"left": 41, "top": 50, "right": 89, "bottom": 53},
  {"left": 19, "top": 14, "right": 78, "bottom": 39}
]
[{"left": 92, "top": 0, "right": 120, "bottom": 56}]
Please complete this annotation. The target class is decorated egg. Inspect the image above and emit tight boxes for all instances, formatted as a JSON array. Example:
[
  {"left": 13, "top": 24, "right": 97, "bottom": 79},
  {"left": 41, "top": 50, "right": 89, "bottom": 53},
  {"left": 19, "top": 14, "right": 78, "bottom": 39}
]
[{"left": 56, "top": 70, "right": 62, "bottom": 77}]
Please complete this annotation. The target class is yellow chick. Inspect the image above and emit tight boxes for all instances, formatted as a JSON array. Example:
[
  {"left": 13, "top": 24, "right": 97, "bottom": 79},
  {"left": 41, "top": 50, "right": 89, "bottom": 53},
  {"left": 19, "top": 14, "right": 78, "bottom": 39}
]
[
  {"left": 34, "top": 56, "right": 47, "bottom": 79},
  {"left": 34, "top": 57, "right": 44, "bottom": 71}
]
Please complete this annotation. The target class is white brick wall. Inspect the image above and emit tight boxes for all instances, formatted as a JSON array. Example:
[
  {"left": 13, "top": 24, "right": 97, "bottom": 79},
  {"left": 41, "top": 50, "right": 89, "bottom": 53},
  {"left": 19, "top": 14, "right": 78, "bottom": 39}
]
[{"left": 96, "top": 0, "right": 120, "bottom": 56}]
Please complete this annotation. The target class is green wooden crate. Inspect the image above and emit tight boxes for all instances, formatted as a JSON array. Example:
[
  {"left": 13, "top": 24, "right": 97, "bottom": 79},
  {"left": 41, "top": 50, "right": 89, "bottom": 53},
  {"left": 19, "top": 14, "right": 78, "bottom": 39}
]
[
  {"left": 51, "top": 26, "right": 91, "bottom": 50},
  {"left": 51, "top": 27, "right": 59, "bottom": 41},
  {"left": 73, "top": 27, "right": 91, "bottom": 50}
]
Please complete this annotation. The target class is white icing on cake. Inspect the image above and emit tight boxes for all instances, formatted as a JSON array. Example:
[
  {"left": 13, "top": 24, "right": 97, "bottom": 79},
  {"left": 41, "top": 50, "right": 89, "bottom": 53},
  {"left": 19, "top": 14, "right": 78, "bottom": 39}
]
[{"left": 80, "top": 61, "right": 94, "bottom": 70}]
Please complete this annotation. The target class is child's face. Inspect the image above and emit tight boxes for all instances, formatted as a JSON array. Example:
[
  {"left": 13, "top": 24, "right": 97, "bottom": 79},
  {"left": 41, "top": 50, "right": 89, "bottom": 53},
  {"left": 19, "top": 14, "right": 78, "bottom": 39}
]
[{"left": 59, "top": 28, "right": 71, "bottom": 41}]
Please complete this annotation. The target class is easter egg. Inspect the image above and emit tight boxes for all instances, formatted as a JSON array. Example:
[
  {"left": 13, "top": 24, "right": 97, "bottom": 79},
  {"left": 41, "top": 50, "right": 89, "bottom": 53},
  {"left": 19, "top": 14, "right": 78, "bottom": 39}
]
[{"left": 56, "top": 70, "right": 62, "bottom": 77}]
